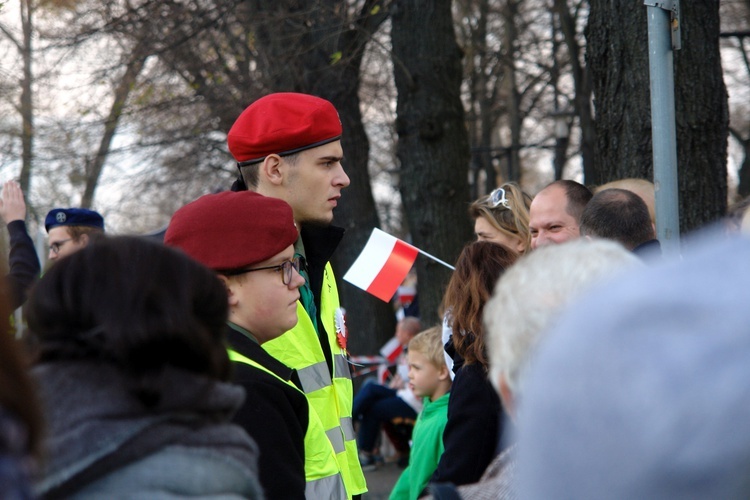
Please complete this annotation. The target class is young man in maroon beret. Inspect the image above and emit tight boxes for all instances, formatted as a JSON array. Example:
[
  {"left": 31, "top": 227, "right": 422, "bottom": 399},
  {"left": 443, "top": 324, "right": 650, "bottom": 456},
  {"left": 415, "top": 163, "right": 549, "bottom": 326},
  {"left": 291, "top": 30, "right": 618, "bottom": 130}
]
[
  {"left": 165, "top": 190, "right": 347, "bottom": 499},
  {"left": 228, "top": 92, "right": 366, "bottom": 497}
]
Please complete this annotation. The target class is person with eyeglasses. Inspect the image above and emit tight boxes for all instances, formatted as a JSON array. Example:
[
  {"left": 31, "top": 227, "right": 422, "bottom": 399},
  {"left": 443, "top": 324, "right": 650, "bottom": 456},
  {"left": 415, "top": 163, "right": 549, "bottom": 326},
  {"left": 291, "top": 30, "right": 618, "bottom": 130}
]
[
  {"left": 45, "top": 207, "right": 105, "bottom": 263},
  {"left": 165, "top": 190, "right": 347, "bottom": 500},
  {"left": 228, "top": 93, "right": 366, "bottom": 498},
  {"left": 469, "top": 182, "right": 533, "bottom": 254}
]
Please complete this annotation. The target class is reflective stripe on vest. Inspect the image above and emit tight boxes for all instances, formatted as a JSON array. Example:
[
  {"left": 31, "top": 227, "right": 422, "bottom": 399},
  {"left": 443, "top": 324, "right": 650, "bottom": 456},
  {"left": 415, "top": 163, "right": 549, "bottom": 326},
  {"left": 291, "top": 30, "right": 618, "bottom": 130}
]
[
  {"left": 297, "top": 360, "right": 332, "bottom": 393},
  {"left": 307, "top": 473, "right": 348, "bottom": 500},
  {"left": 262, "top": 264, "right": 367, "bottom": 496},
  {"left": 334, "top": 353, "right": 351, "bottom": 380},
  {"left": 227, "top": 349, "right": 347, "bottom": 499},
  {"left": 340, "top": 416, "right": 355, "bottom": 442}
]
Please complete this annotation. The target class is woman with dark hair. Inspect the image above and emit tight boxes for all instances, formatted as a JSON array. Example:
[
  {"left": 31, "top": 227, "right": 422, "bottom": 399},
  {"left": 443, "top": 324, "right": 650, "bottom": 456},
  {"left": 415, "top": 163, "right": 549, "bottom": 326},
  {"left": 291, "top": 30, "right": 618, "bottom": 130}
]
[
  {"left": 431, "top": 241, "right": 518, "bottom": 487},
  {"left": 26, "top": 236, "right": 262, "bottom": 498},
  {"left": 0, "top": 281, "right": 43, "bottom": 499}
]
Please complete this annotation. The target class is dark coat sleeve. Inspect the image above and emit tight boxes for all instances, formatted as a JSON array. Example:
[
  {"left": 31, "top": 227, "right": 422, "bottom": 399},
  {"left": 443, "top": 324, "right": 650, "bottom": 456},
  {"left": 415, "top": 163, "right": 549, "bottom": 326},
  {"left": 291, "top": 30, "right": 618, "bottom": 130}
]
[
  {"left": 430, "top": 363, "right": 504, "bottom": 486},
  {"left": 6, "top": 220, "right": 40, "bottom": 310},
  {"left": 232, "top": 364, "right": 308, "bottom": 500}
]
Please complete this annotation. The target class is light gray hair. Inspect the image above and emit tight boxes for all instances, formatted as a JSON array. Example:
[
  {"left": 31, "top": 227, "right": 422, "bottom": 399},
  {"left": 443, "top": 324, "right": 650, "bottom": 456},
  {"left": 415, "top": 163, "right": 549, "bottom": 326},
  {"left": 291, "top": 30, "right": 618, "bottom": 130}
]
[{"left": 485, "top": 239, "right": 642, "bottom": 397}]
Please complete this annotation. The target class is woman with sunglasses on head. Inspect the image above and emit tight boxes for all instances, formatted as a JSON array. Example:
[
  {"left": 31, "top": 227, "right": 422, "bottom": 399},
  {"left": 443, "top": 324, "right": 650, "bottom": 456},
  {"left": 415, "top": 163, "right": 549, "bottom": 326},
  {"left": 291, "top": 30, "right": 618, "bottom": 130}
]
[
  {"left": 470, "top": 182, "right": 532, "bottom": 254},
  {"left": 441, "top": 183, "right": 533, "bottom": 383},
  {"left": 166, "top": 190, "right": 347, "bottom": 500}
]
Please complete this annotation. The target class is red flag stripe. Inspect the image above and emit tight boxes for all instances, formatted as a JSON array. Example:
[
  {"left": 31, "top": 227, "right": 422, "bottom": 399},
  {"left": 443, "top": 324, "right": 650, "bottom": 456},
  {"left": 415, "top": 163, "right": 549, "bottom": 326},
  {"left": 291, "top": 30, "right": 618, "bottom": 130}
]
[{"left": 366, "top": 240, "right": 419, "bottom": 302}]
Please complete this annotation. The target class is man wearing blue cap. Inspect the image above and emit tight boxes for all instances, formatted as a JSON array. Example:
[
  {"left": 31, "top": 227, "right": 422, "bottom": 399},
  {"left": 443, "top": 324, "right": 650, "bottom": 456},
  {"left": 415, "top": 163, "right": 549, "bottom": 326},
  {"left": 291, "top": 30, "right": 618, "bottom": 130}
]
[{"left": 45, "top": 208, "right": 105, "bottom": 263}]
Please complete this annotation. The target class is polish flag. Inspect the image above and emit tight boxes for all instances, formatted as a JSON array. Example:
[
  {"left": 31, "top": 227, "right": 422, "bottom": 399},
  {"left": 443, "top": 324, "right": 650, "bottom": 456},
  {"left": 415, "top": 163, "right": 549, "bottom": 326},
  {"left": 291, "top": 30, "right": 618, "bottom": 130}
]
[
  {"left": 379, "top": 336, "right": 404, "bottom": 364},
  {"left": 343, "top": 229, "right": 419, "bottom": 302}
]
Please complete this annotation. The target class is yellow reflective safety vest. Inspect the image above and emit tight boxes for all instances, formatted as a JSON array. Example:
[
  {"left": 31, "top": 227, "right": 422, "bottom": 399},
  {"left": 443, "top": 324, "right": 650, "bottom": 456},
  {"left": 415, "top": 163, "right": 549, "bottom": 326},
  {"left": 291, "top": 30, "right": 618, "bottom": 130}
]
[
  {"left": 228, "top": 349, "right": 347, "bottom": 499},
  {"left": 263, "top": 263, "right": 367, "bottom": 496}
]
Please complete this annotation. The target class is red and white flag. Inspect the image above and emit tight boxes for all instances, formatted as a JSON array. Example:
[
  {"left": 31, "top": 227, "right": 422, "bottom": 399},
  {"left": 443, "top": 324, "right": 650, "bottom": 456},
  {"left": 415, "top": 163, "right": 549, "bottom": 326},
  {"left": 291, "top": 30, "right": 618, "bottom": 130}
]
[
  {"left": 379, "top": 336, "right": 403, "bottom": 364},
  {"left": 343, "top": 229, "right": 419, "bottom": 302}
]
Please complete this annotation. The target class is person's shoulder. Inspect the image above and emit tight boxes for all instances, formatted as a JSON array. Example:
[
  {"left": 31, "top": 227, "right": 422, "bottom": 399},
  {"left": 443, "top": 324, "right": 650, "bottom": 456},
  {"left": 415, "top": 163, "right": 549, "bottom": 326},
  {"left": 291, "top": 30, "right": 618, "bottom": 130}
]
[{"left": 80, "top": 444, "right": 263, "bottom": 499}]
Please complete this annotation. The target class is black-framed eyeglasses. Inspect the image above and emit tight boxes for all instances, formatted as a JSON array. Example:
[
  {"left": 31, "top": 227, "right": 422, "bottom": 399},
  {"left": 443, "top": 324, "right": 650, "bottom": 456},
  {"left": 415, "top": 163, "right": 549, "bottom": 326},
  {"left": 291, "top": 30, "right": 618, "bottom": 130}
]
[
  {"left": 488, "top": 187, "right": 510, "bottom": 209},
  {"left": 223, "top": 257, "right": 301, "bottom": 285},
  {"left": 49, "top": 238, "right": 73, "bottom": 255}
]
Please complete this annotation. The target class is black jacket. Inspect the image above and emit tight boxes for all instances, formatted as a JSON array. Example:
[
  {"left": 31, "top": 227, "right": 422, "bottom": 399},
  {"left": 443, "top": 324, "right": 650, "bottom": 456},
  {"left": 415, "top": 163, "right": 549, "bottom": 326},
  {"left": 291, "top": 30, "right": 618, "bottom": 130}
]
[
  {"left": 227, "top": 325, "right": 308, "bottom": 500},
  {"left": 6, "top": 220, "right": 40, "bottom": 310},
  {"left": 431, "top": 344, "right": 505, "bottom": 486}
]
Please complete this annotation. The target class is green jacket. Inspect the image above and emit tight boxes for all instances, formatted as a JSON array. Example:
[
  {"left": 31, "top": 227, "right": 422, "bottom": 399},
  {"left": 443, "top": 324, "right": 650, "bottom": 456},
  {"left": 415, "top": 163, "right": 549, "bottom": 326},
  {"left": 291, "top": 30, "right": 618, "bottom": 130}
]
[{"left": 390, "top": 392, "right": 451, "bottom": 500}]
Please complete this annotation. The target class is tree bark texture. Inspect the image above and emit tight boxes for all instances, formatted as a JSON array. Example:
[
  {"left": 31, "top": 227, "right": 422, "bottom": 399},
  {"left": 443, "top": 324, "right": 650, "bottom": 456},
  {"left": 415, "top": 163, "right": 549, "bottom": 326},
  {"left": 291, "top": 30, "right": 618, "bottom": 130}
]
[
  {"left": 19, "top": 0, "right": 34, "bottom": 196},
  {"left": 296, "top": 0, "right": 399, "bottom": 356},
  {"left": 587, "top": 0, "right": 728, "bottom": 232},
  {"left": 554, "top": 0, "right": 596, "bottom": 183},
  {"left": 391, "top": 0, "right": 473, "bottom": 325},
  {"left": 81, "top": 43, "right": 148, "bottom": 208}
]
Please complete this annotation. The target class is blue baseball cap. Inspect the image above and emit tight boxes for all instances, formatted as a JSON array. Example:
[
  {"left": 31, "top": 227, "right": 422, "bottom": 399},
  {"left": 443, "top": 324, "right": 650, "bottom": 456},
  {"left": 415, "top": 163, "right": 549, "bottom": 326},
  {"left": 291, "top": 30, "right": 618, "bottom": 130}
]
[{"left": 45, "top": 208, "right": 105, "bottom": 232}]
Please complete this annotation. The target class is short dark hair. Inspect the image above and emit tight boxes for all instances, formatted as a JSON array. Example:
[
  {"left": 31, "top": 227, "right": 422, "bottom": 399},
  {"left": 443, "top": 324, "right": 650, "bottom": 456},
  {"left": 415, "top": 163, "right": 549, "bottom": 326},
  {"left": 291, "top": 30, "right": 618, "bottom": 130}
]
[
  {"left": 67, "top": 225, "right": 105, "bottom": 243},
  {"left": 548, "top": 180, "right": 593, "bottom": 223},
  {"left": 239, "top": 152, "right": 300, "bottom": 190},
  {"left": 26, "top": 236, "right": 231, "bottom": 407},
  {"left": 579, "top": 188, "right": 655, "bottom": 250}
]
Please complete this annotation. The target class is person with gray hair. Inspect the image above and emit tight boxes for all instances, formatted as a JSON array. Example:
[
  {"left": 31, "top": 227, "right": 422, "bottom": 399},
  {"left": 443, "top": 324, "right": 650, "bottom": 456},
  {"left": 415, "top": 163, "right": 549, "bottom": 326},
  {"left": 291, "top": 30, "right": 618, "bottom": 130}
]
[
  {"left": 516, "top": 234, "right": 750, "bottom": 499},
  {"left": 430, "top": 240, "right": 641, "bottom": 500}
]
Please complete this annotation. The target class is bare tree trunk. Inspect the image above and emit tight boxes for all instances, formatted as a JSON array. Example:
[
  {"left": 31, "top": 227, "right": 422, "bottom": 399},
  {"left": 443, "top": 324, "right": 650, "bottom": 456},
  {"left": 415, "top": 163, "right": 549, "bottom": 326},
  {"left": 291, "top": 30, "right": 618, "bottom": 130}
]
[
  {"left": 298, "top": 0, "right": 398, "bottom": 355},
  {"left": 737, "top": 139, "right": 750, "bottom": 198},
  {"left": 502, "top": 0, "right": 522, "bottom": 183},
  {"left": 587, "top": 0, "right": 727, "bottom": 231},
  {"left": 391, "top": 0, "right": 472, "bottom": 325},
  {"left": 459, "top": 0, "right": 504, "bottom": 197},
  {"left": 19, "top": 0, "right": 34, "bottom": 195},
  {"left": 554, "top": 0, "right": 596, "bottom": 183},
  {"left": 81, "top": 45, "right": 148, "bottom": 208}
]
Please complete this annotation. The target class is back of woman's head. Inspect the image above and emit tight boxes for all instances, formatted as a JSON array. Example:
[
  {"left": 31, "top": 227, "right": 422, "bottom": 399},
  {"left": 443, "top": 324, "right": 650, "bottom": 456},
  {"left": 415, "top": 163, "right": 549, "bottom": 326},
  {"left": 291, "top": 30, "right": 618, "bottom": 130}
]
[
  {"left": 442, "top": 241, "right": 518, "bottom": 369},
  {"left": 26, "top": 236, "right": 231, "bottom": 403}
]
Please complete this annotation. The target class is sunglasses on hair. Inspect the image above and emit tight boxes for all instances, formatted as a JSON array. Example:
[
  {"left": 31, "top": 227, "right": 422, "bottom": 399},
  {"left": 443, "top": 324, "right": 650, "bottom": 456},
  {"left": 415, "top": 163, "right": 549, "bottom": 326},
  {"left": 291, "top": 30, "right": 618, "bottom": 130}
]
[{"left": 489, "top": 187, "right": 511, "bottom": 209}]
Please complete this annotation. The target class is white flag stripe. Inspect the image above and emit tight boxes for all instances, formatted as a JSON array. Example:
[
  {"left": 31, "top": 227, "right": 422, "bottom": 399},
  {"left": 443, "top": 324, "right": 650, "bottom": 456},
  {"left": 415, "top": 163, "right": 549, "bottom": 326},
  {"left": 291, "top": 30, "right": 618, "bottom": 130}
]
[{"left": 343, "top": 229, "right": 397, "bottom": 289}]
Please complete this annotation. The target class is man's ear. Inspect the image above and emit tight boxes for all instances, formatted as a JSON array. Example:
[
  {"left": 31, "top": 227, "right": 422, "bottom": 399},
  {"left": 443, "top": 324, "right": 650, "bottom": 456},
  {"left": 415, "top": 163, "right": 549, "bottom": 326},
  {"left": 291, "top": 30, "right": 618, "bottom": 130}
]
[
  {"left": 260, "top": 154, "right": 284, "bottom": 186},
  {"left": 218, "top": 275, "right": 239, "bottom": 308},
  {"left": 79, "top": 233, "right": 90, "bottom": 247}
]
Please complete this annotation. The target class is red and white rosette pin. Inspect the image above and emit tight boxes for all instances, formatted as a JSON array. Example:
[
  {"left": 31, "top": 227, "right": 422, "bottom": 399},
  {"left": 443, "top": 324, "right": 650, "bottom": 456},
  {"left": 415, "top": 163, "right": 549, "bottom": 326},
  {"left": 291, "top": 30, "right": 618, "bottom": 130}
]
[{"left": 335, "top": 307, "right": 348, "bottom": 353}]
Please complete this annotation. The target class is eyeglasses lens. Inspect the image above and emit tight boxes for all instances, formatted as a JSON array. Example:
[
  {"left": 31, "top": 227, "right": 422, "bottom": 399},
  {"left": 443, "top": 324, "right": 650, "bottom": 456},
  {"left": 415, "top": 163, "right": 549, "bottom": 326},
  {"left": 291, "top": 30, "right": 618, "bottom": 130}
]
[{"left": 283, "top": 258, "right": 302, "bottom": 286}]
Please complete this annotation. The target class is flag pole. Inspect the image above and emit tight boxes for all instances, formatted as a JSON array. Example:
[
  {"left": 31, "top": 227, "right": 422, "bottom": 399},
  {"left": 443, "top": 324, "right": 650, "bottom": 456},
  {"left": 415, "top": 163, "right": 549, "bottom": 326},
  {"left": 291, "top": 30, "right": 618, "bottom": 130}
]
[{"left": 416, "top": 249, "right": 455, "bottom": 270}]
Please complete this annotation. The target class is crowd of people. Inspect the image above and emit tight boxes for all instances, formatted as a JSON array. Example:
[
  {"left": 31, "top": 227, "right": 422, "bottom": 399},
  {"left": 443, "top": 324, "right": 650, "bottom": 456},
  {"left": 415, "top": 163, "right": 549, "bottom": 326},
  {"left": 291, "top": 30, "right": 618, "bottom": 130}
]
[{"left": 0, "top": 91, "right": 749, "bottom": 500}]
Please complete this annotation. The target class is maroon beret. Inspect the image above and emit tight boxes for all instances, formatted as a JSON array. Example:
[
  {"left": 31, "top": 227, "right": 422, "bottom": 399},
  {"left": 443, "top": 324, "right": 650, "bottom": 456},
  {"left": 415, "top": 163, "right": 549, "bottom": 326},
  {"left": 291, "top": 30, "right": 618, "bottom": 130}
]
[
  {"left": 227, "top": 92, "right": 342, "bottom": 164},
  {"left": 164, "top": 191, "right": 298, "bottom": 271}
]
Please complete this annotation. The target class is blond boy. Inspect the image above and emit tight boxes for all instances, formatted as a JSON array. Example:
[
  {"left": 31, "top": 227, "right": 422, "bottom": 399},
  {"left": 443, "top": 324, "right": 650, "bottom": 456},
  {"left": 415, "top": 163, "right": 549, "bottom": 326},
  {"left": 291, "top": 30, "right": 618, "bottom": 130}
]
[{"left": 390, "top": 327, "right": 452, "bottom": 500}]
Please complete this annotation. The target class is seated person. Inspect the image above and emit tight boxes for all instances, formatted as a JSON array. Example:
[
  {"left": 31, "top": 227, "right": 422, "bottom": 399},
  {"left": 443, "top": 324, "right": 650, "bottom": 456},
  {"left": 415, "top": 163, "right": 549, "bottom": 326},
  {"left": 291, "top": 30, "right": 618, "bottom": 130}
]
[{"left": 353, "top": 316, "right": 422, "bottom": 469}]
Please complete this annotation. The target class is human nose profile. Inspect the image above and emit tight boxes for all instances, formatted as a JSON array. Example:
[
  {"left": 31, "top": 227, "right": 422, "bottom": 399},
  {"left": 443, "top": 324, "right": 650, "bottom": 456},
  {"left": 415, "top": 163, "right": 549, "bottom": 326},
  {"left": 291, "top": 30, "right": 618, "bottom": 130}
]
[
  {"left": 289, "top": 267, "right": 306, "bottom": 289},
  {"left": 335, "top": 164, "right": 350, "bottom": 188}
]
